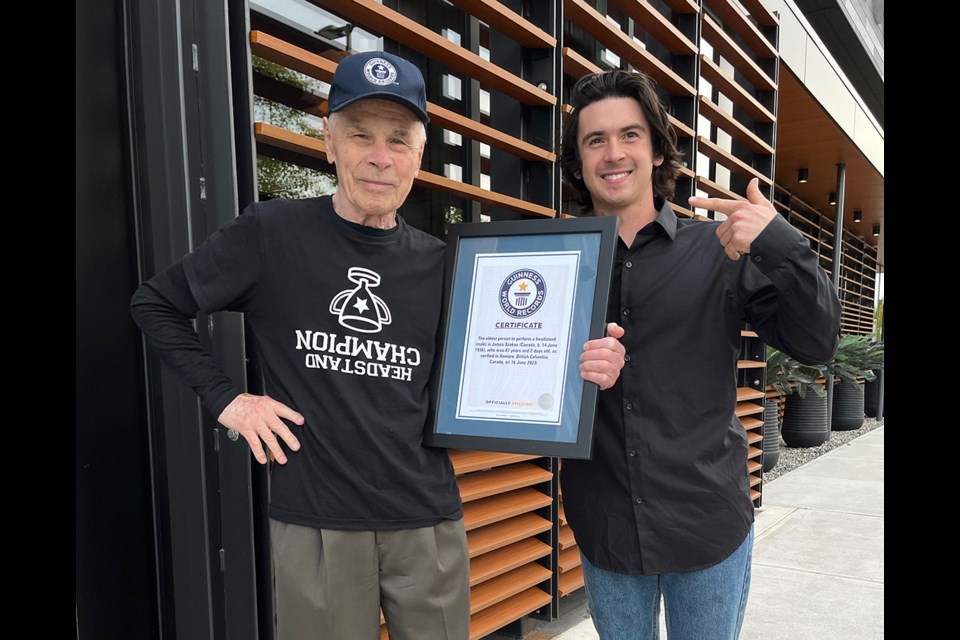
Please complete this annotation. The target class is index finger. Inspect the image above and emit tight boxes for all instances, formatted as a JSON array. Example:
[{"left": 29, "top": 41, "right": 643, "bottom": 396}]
[{"left": 687, "top": 194, "right": 746, "bottom": 216}]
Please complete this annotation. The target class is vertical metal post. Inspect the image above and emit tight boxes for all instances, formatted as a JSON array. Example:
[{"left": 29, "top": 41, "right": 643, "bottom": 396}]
[{"left": 827, "top": 162, "right": 846, "bottom": 430}]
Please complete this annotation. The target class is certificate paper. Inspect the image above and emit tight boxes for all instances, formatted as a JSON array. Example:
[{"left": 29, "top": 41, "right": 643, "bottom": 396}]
[{"left": 456, "top": 251, "right": 580, "bottom": 425}]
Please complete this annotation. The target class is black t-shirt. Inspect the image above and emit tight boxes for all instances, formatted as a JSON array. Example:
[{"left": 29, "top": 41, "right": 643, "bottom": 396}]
[{"left": 144, "top": 196, "right": 462, "bottom": 530}]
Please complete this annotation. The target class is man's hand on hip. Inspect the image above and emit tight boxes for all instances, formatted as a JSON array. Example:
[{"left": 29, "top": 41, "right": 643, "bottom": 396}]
[{"left": 218, "top": 393, "right": 304, "bottom": 465}]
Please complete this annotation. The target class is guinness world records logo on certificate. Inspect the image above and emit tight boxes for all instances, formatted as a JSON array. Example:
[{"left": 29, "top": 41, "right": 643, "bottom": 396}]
[{"left": 499, "top": 270, "right": 546, "bottom": 318}]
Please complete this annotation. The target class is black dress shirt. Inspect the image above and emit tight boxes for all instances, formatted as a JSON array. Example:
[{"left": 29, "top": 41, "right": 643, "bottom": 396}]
[{"left": 561, "top": 199, "right": 840, "bottom": 575}]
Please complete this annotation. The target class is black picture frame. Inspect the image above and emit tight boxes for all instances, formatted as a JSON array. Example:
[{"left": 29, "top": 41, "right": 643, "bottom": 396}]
[{"left": 424, "top": 215, "right": 619, "bottom": 459}]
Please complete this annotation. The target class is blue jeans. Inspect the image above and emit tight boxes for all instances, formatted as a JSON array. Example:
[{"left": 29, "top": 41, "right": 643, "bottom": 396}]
[{"left": 580, "top": 525, "right": 753, "bottom": 640}]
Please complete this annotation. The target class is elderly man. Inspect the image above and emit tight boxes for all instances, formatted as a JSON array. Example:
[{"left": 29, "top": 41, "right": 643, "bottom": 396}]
[{"left": 131, "top": 51, "right": 624, "bottom": 640}]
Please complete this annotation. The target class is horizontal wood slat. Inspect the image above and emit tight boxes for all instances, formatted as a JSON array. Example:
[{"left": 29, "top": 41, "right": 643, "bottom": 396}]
[
  {"left": 702, "top": 0, "right": 778, "bottom": 59},
  {"left": 697, "top": 175, "right": 745, "bottom": 201},
  {"left": 462, "top": 488, "right": 553, "bottom": 531},
  {"left": 748, "top": 459, "right": 762, "bottom": 473},
  {"left": 558, "top": 566, "right": 585, "bottom": 596},
  {"left": 558, "top": 546, "right": 582, "bottom": 573},
  {"left": 671, "top": 202, "right": 697, "bottom": 219},
  {"left": 417, "top": 171, "right": 556, "bottom": 217},
  {"left": 470, "top": 538, "right": 552, "bottom": 587},
  {"left": 250, "top": 29, "right": 338, "bottom": 77},
  {"left": 671, "top": 115, "right": 696, "bottom": 139},
  {"left": 737, "top": 359, "right": 765, "bottom": 369},
  {"left": 250, "top": 31, "right": 555, "bottom": 162},
  {"left": 470, "top": 563, "right": 553, "bottom": 614},
  {"left": 428, "top": 102, "right": 556, "bottom": 162},
  {"left": 740, "top": 416, "right": 763, "bottom": 429},
  {"left": 736, "top": 387, "right": 766, "bottom": 401},
  {"left": 450, "top": 451, "right": 541, "bottom": 475},
  {"left": 750, "top": 488, "right": 761, "bottom": 502},
  {"left": 662, "top": 0, "right": 701, "bottom": 13},
  {"left": 457, "top": 463, "right": 554, "bottom": 502},
  {"left": 557, "top": 502, "right": 566, "bottom": 526},
  {"left": 735, "top": 401, "right": 764, "bottom": 417},
  {"left": 611, "top": 0, "right": 698, "bottom": 55},
  {"left": 751, "top": 474, "right": 762, "bottom": 488},
  {"left": 254, "top": 123, "right": 556, "bottom": 218},
  {"left": 562, "top": 45, "right": 600, "bottom": 78},
  {"left": 306, "top": 0, "right": 556, "bottom": 106},
  {"left": 741, "top": 329, "right": 759, "bottom": 337},
  {"left": 699, "top": 55, "right": 775, "bottom": 123},
  {"left": 738, "top": 0, "right": 779, "bottom": 26},
  {"left": 447, "top": 0, "right": 556, "bottom": 48},
  {"left": 748, "top": 446, "right": 763, "bottom": 460},
  {"left": 746, "top": 430, "right": 762, "bottom": 445},
  {"left": 467, "top": 513, "right": 553, "bottom": 558},
  {"left": 469, "top": 587, "right": 552, "bottom": 640},
  {"left": 700, "top": 12, "right": 776, "bottom": 92},
  {"left": 697, "top": 136, "right": 772, "bottom": 185},
  {"left": 697, "top": 96, "right": 774, "bottom": 155},
  {"left": 564, "top": 0, "right": 696, "bottom": 96},
  {"left": 558, "top": 524, "right": 576, "bottom": 550}
]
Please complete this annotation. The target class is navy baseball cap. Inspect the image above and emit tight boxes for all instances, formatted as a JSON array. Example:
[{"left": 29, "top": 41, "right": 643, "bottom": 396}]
[{"left": 327, "top": 51, "right": 430, "bottom": 124}]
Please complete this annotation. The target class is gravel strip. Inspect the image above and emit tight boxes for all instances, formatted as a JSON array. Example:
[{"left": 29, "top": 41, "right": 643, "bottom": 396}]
[{"left": 762, "top": 416, "right": 883, "bottom": 484}]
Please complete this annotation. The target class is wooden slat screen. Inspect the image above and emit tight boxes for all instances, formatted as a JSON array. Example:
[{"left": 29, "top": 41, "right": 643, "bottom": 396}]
[
  {"left": 563, "top": 0, "right": 696, "bottom": 96},
  {"left": 306, "top": 0, "right": 556, "bottom": 106}
]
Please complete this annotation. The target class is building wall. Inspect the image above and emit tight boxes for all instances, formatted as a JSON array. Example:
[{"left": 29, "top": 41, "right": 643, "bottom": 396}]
[
  {"left": 764, "top": 0, "right": 883, "bottom": 176},
  {"left": 842, "top": 0, "right": 884, "bottom": 77}
]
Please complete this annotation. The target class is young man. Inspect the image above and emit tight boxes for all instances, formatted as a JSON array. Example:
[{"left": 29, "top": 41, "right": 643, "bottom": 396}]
[
  {"left": 558, "top": 69, "right": 841, "bottom": 640},
  {"left": 131, "top": 51, "right": 624, "bottom": 640}
]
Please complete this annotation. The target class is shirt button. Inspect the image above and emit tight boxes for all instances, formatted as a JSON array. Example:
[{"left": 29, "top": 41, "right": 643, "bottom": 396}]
[
  {"left": 628, "top": 449, "right": 637, "bottom": 457},
  {"left": 625, "top": 402, "right": 633, "bottom": 411},
  {"left": 624, "top": 354, "right": 631, "bottom": 362},
  {"left": 753, "top": 255, "right": 763, "bottom": 263},
  {"left": 625, "top": 261, "right": 633, "bottom": 268},
  {"left": 635, "top": 497, "right": 643, "bottom": 504},
  {"left": 622, "top": 308, "right": 631, "bottom": 317}
]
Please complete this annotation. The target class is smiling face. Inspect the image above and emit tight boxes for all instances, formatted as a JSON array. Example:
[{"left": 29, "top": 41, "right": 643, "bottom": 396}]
[
  {"left": 575, "top": 96, "right": 664, "bottom": 217},
  {"left": 324, "top": 99, "right": 426, "bottom": 225}
]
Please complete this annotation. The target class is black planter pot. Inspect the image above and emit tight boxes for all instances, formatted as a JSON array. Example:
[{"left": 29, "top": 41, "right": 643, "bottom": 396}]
[
  {"left": 781, "top": 391, "right": 829, "bottom": 448},
  {"left": 832, "top": 381, "right": 865, "bottom": 431},
  {"left": 762, "top": 398, "right": 781, "bottom": 472},
  {"left": 864, "top": 374, "right": 883, "bottom": 417}
]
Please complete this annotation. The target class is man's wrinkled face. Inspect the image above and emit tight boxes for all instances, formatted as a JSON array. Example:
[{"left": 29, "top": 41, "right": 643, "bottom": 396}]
[{"left": 324, "top": 99, "right": 426, "bottom": 221}]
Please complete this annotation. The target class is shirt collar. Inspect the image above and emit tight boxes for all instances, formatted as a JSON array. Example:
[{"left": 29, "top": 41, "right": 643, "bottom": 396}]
[{"left": 652, "top": 196, "right": 678, "bottom": 240}]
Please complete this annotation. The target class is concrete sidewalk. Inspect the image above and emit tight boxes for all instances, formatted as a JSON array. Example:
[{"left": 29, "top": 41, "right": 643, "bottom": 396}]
[{"left": 533, "top": 426, "right": 886, "bottom": 639}]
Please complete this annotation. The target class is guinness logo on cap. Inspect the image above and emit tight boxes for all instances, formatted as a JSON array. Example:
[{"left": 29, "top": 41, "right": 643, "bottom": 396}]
[{"left": 363, "top": 58, "right": 397, "bottom": 86}]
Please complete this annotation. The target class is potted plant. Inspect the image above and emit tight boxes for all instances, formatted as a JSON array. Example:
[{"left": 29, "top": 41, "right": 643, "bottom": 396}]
[
  {"left": 765, "top": 347, "right": 829, "bottom": 452},
  {"left": 864, "top": 299, "right": 885, "bottom": 417},
  {"left": 826, "top": 335, "right": 884, "bottom": 431}
]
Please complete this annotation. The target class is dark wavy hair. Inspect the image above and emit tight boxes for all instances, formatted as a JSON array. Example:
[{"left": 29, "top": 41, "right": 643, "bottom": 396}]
[{"left": 559, "top": 69, "right": 684, "bottom": 214}]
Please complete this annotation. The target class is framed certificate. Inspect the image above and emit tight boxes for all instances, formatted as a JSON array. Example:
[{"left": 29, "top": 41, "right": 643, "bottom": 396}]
[{"left": 424, "top": 215, "right": 619, "bottom": 459}]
